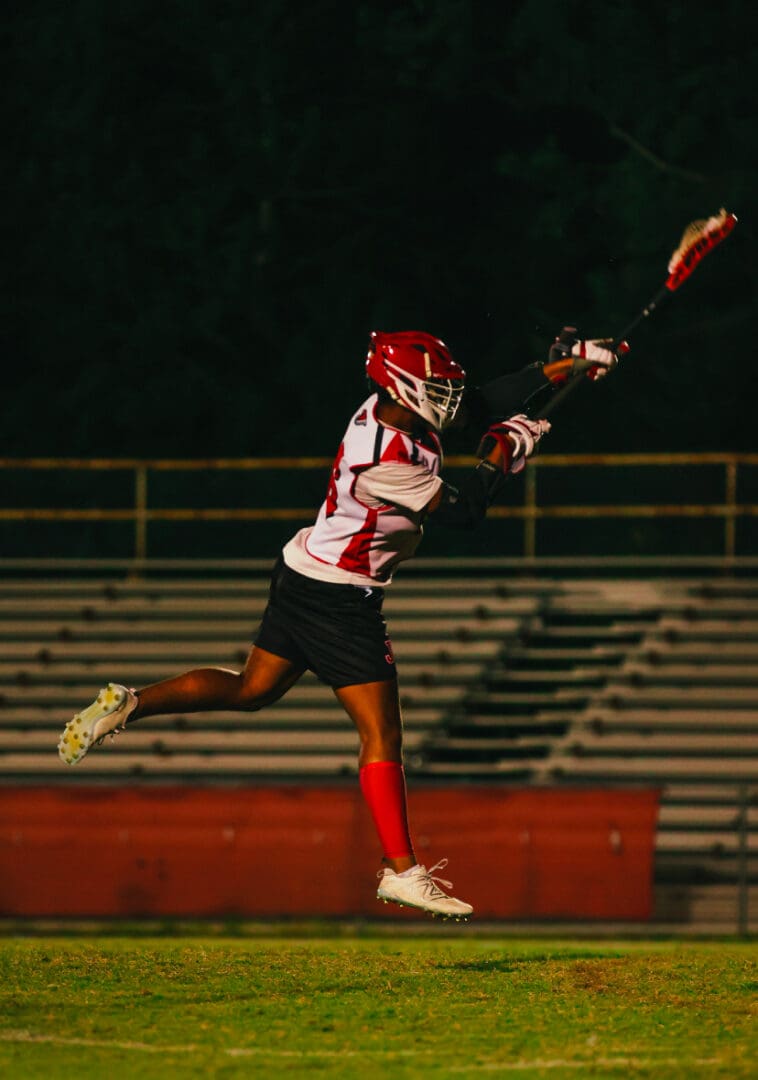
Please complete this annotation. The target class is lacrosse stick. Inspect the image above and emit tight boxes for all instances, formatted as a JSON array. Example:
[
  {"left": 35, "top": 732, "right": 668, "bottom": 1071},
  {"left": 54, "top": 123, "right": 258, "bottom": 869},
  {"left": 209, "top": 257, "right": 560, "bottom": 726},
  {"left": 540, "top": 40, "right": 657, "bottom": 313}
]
[{"left": 540, "top": 208, "right": 738, "bottom": 419}]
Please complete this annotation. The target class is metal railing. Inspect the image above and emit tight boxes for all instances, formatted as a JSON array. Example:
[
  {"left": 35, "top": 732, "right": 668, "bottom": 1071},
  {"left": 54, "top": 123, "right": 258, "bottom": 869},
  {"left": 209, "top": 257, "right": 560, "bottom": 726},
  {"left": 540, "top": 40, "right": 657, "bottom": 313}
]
[{"left": 1, "top": 452, "right": 757, "bottom": 564}]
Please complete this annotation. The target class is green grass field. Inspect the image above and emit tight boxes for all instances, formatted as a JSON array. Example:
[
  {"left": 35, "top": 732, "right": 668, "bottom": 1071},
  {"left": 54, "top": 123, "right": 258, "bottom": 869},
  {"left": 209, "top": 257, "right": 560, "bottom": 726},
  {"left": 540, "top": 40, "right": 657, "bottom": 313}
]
[{"left": 0, "top": 933, "right": 755, "bottom": 1078}]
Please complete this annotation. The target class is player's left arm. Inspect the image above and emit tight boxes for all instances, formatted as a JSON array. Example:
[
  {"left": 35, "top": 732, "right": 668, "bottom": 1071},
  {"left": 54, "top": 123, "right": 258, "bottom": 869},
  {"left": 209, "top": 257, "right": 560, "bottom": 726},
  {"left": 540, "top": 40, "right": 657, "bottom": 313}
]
[
  {"left": 460, "top": 331, "right": 624, "bottom": 433},
  {"left": 458, "top": 365, "right": 548, "bottom": 433}
]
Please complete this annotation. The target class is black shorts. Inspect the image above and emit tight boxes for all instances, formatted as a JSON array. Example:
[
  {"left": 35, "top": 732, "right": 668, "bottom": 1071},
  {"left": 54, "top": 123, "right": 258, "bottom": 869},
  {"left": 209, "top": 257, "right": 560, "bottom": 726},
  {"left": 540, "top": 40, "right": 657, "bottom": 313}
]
[{"left": 254, "top": 558, "right": 397, "bottom": 688}]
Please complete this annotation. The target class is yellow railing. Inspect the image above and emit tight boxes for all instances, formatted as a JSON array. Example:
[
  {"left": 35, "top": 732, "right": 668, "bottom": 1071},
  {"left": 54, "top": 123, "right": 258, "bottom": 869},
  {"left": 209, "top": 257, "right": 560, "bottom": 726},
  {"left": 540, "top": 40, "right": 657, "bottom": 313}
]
[{"left": 1, "top": 453, "right": 757, "bottom": 563}]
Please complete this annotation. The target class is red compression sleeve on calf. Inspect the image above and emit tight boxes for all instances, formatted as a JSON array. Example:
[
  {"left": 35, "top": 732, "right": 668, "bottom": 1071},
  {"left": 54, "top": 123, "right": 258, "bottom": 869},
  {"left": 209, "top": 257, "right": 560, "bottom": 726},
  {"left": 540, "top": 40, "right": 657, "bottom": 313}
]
[{"left": 359, "top": 761, "right": 414, "bottom": 859}]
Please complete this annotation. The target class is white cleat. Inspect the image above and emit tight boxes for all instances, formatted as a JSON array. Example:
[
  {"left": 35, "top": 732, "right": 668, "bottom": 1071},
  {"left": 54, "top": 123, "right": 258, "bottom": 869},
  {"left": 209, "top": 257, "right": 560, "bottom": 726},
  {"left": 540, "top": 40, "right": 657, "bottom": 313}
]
[
  {"left": 57, "top": 683, "right": 138, "bottom": 766},
  {"left": 376, "top": 859, "right": 473, "bottom": 920}
]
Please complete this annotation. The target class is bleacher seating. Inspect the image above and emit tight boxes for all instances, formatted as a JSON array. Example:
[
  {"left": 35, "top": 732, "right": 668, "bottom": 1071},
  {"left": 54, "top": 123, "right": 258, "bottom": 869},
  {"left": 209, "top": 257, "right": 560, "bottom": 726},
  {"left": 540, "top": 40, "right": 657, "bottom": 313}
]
[
  {"left": 0, "top": 577, "right": 530, "bottom": 778},
  {"left": 1, "top": 573, "right": 756, "bottom": 926}
]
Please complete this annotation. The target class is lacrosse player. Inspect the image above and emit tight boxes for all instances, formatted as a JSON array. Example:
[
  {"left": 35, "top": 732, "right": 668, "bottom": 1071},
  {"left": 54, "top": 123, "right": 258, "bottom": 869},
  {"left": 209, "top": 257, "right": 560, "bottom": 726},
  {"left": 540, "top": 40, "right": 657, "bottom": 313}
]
[{"left": 57, "top": 329, "right": 619, "bottom": 918}]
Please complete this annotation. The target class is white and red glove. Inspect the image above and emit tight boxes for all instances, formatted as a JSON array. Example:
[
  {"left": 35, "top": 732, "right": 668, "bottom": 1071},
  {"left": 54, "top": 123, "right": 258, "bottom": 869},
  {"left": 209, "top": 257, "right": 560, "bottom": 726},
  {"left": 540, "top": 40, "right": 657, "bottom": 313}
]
[
  {"left": 570, "top": 338, "right": 625, "bottom": 380},
  {"left": 479, "top": 414, "right": 551, "bottom": 475},
  {"left": 545, "top": 327, "right": 629, "bottom": 384}
]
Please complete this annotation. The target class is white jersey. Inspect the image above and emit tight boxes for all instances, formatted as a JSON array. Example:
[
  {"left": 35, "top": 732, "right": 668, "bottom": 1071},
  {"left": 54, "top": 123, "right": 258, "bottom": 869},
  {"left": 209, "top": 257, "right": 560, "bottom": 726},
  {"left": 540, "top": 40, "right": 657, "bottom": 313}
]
[{"left": 283, "top": 394, "right": 443, "bottom": 586}]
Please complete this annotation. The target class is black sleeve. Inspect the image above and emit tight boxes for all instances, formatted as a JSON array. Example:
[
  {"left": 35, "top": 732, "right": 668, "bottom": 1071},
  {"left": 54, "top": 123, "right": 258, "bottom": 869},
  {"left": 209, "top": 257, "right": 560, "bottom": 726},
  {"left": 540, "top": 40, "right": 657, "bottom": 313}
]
[
  {"left": 431, "top": 461, "right": 504, "bottom": 529},
  {"left": 458, "top": 364, "right": 551, "bottom": 435}
]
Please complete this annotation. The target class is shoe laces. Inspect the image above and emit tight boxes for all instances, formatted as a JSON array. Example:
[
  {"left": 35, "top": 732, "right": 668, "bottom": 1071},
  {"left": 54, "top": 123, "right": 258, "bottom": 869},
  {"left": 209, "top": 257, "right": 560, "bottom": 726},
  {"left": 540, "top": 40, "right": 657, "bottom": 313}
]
[
  {"left": 378, "top": 857, "right": 455, "bottom": 898},
  {"left": 420, "top": 858, "right": 454, "bottom": 898},
  {"left": 377, "top": 859, "right": 453, "bottom": 897}
]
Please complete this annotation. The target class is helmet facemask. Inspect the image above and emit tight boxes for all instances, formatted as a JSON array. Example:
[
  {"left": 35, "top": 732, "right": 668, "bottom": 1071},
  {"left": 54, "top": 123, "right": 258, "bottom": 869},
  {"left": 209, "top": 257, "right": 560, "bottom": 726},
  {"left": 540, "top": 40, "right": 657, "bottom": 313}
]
[{"left": 383, "top": 358, "right": 464, "bottom": 431}]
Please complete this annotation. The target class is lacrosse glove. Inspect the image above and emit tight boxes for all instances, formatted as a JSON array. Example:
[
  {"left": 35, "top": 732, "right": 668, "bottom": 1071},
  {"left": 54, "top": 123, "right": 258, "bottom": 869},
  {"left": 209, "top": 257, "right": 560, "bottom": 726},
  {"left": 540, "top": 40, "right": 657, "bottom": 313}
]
[
  {"left": 477, "top": 414, "right": 551, "bottom": 475},
  {"left": 544, "top": 327, "right": 629, "bottom": 384}
]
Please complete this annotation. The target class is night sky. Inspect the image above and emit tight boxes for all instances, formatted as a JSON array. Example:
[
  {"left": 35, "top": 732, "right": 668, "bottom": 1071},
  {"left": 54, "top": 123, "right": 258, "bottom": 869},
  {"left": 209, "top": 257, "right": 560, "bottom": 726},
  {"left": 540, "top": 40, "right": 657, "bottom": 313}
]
[{"left": 5, "top": 1, "right": 757, "bottom": 458}]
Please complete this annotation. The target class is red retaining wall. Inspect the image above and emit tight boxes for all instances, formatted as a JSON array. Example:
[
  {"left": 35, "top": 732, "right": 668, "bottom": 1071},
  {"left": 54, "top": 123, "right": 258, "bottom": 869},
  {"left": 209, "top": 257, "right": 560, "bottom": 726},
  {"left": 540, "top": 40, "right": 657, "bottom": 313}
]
[{"left": 0, "top": 786, "right": 659, "bottom": 919}]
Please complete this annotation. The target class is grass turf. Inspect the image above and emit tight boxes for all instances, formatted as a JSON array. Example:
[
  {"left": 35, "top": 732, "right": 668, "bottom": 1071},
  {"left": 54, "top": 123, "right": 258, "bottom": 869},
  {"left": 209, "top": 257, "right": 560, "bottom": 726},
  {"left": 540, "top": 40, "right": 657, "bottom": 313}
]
[{"left": 0, "top": 935, "right": 755, "bottom": 1078}]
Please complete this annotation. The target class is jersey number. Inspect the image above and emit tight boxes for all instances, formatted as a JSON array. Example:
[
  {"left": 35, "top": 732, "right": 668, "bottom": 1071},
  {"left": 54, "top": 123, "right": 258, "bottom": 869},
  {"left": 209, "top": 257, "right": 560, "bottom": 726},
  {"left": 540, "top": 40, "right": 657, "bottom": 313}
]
[{"left": 325, "top": 442, "right": 345, "bottom": 518}]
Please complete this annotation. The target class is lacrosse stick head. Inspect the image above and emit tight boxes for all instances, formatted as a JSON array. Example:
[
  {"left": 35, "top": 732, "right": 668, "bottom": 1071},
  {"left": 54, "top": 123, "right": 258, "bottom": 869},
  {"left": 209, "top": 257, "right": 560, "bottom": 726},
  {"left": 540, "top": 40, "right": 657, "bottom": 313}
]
[{"left": 666, "top": 208, "right": 737, "bottom": 291}]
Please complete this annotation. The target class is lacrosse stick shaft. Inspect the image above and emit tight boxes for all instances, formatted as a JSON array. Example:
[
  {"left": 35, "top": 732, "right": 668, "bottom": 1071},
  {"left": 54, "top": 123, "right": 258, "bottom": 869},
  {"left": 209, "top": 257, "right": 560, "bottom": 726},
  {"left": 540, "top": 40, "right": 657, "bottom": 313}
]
[
  {"left": 610, "top": 283, "right": 670, "bottom": 349},
  {"left": 537, "top": 210, "right": 737, "bottom": 421}
]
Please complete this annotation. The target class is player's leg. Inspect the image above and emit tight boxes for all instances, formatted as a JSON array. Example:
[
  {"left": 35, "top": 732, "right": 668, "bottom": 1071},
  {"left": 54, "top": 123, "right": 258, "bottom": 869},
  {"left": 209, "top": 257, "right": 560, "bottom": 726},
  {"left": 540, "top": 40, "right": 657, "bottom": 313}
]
[
  {"left": 335, "top": 678, "right": 473, "bottom": 919},
  {"left": 132, "top": 646, "right": 304, "bottom": 718},
  {"left": 58, "top": 555, "right": 309, "bottom": 765},
  {"left": 334, "top": 678, "right": 415, "bottom": 872},
  {"left": 58, "top": 646, "right": 305, "bottom": 766}
]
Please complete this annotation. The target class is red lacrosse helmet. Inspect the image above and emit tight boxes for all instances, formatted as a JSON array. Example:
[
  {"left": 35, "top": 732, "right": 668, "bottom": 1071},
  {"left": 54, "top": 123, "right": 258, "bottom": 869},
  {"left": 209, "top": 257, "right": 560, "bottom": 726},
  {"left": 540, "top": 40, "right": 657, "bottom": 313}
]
[{"left": 366, "top": 330, "right": 466, "bottom": 431}]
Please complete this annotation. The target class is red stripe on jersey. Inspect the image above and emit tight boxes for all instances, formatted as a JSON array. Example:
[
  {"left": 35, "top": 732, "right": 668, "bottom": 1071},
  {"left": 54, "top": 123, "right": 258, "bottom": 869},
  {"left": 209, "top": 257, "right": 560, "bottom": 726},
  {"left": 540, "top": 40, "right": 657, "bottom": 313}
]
[
  {"left": 325, "top": 441, "right": 345, "bottom": 518},
  {"left": 336, "top": 506, "right": 380, "bottom": 573},
  {"left": 380, "top": 432, "right": 412, "bottom": 464}
]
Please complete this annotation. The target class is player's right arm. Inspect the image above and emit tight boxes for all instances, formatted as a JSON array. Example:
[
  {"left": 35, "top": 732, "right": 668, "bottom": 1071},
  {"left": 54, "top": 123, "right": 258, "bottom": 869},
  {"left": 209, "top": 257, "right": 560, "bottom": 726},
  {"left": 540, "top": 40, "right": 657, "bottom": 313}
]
[
  {"left": 427, "top": 415, "right": 550, "bottom": 527},
  {"left": 353, "top": 415, "right": 550, "bottom": 530}
]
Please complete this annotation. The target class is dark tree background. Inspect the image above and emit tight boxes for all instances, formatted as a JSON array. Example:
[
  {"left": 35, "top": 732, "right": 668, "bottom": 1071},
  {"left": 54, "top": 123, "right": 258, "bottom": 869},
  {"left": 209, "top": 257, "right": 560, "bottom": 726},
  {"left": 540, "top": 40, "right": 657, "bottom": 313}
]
[{"left": 4, "top": 0, "right": 757, "bottom": 457}]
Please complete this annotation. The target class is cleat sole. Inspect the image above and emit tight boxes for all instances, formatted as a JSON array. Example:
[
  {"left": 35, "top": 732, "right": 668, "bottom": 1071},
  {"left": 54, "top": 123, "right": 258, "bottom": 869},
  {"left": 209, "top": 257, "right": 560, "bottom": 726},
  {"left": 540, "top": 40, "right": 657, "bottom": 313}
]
[
  {"left": 377, "top": 891, "right": 472, "bottom": 920},
  {"left": 57, "top": 684, "right": 131, "bottom": 766}
]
